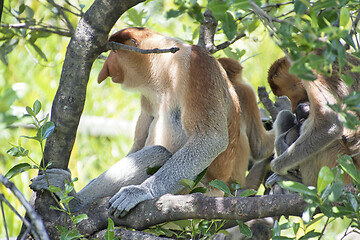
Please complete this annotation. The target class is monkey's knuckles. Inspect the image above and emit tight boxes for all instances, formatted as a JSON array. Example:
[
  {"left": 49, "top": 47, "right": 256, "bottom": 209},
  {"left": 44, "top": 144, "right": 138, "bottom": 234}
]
[
  {"left": 108, "top": 185, "right": 153, "bottom": 218},
  {"left": 29, "top": 168, "right": 72, "bottom": 192},
  {"left": 270, "top": 160, "right": 288, "bottom": 176}
]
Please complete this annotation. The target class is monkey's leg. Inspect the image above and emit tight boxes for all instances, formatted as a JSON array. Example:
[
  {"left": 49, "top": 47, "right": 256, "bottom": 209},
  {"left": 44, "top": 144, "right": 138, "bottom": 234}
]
[
  {"left": 245, "top": 156, "right": 272, "bottom": 190},
  {"left": 31, "top": 145, "right": 172, "bottom": 211},
  {"left": 70, "top": 145, "right": 172, "bottom": 211}
]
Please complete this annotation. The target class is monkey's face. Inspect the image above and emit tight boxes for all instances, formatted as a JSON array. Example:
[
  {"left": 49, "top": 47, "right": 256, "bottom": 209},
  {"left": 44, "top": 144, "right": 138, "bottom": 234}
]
[
  {"left": 268, "top": 58, "right": 308, "bottom": 112},
  {"left": 98, "top": 28, "right": 154, "bottom": 88}
]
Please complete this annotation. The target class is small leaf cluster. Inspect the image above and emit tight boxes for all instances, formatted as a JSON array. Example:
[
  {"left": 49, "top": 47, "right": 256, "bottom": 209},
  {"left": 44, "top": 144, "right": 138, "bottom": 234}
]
[
  {"left": 276, "top": 155, "right": 360, "bottom": 239},
  {"left": 6, "top": 100, "right": 55, "bottom": 179},
  {"left": 330, "top": 91, "right": 360, "bottom": 130},
  {"left": 49, "top": 178, "right": 88, "bottom": 240}
]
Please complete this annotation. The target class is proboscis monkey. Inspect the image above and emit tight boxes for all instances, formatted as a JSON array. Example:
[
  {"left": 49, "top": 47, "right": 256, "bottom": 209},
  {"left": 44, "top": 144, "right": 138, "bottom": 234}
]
[
  {"left": 30, "top": 27, "right": 274, "bottom": 218},
  {"left": 218, "top": 58, "right": 275, "bottom": 189},
  {"left": 266, "top": 53, "right": 360, "bottom": 186}
]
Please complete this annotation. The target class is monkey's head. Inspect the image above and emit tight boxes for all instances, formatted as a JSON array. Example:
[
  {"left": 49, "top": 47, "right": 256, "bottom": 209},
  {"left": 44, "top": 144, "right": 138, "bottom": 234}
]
[
  {"left": 97, "top": 27, "right": 168, "bottom": 88},
  {"left": 268, "top": 57, "right": 308, "bottom": 112},
  {"left": 217, "top": 58, "right": 243, "bottom": 83}
]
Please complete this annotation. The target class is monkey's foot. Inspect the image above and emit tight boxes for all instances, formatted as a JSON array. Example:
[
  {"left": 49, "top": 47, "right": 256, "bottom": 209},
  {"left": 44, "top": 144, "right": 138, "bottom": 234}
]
[{"left": 107, "top": 185, "right": 153, "bottom": 218}]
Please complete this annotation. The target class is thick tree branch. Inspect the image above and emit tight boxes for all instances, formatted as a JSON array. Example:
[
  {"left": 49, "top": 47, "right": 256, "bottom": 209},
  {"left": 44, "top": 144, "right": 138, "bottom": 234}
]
[
  {"left": 33, "top": 0, "right": 145, "bottom": 238},
  {"left": 43, "top": 193, "right": 307, "bottom": 235},
  {"left": 197, "top": 9, "right": 218, "bottom": 52}
]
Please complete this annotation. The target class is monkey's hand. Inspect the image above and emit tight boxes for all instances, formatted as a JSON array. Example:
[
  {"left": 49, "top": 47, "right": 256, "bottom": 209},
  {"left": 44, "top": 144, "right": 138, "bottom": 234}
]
[
  {"left": 107, "top": 185, "right": 153, "bottom": 218},
  {"left": 265, "top": 172, "right": 301, "bottom": 188},
  {"left": 269, "top": 158, "right": 290, "bottom": 176},
  {"left": 30, "top": 168, "right": 73, "bottom": 197}
]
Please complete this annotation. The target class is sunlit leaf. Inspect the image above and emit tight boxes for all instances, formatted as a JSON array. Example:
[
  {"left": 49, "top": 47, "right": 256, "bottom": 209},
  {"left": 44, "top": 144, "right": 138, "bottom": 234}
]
[
  {"left": 317, "top": 166, "right": 334, "bottom": 194},
  {"left": 180, "top": 178, "right": 194, "bottom": 189},
  {"left": 278, "top": 181, "right": 317, "bottom": 197},
  {"left": 72, "top": 214, "right": 88, "bottom": 225}
]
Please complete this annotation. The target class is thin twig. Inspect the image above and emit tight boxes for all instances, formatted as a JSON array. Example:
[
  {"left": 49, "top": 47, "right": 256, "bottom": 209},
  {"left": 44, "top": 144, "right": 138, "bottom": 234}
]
[
  {"left": 46, "top": 0, "right": 74, "bottom": 34},
  {"left": 1, "top": 23, "right": 72, "bottom": 37},
  {"left": 107, "top": 41, "right": 180, "bottom": 54},
  {"left": 0, "top": 174, "right": 50, "bottom": 240},
  {"left": 212, "top": 33, "right": 246, "bottom": 53}
]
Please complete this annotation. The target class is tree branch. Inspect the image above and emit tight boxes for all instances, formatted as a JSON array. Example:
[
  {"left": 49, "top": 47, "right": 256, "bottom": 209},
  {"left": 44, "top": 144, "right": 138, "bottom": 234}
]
[
  {"left": 107, "top": 42, "right": 180, "bottom": 54},
  {"left": 197, "top": 9, "right": 218, "bottom": 52},
  {"left": 0, "top": 175, "right": 49, "bottom": 240}
]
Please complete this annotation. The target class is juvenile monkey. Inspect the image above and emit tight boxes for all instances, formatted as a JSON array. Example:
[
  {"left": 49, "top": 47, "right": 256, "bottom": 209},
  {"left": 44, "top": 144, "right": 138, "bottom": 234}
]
[
  {"left": 218, "top": 58, "right": 275, "bottom": 189},
  {"left": 267, "top": 54, "right": 360, "bottom": 186},
  {"left": 31, "top": 28, "right": 274, "bottom": 218}
]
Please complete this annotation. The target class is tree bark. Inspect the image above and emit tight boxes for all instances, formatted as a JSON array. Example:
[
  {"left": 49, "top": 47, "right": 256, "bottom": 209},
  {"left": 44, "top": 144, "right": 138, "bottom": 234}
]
[
  {"left": 34, "top": 0, "right": 144, "bottom": 238},
  {"left": 34, "top": 193, "right": 307, "bottom": 236}
]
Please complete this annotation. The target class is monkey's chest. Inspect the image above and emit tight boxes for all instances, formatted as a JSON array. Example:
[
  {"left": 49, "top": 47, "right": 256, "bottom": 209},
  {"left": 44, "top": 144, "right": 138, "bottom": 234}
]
[{"left": 145, "top": 108, "right": 188, "bottom": 153}]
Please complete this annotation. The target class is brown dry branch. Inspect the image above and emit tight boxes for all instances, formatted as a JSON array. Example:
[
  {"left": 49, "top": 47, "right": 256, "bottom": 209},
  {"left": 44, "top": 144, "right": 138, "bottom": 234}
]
[{"left": 107, "top": 42, "right": 180, "bottom": 54}]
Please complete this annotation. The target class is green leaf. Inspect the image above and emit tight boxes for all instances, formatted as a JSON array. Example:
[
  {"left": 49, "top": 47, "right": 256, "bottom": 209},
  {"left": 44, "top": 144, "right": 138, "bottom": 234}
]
[
  {"left": 49, "top": 185, "right": 62, "bottom": 194},
  {"left": 240, "top": 189, "right": 257, "bottom": 197},
  {"left": 26, "top": 106, "right": 35, "bottom": 117},
  {"left": 232, "top": 0, "right": 251, "bottom": 10},
  {"left": 302, "top": 204, "right": 317, "bottom": 224},
  {"left": 33, "top": 100, "right": 41, "bottom": 115},
  {"left": 72, "top": 214, "right": 88, "bottom": 225},
  {"left": 327, "top": 181, "right": 343, "bottom": 202},
  {"left": 7, "top": 146, "right": 29, "bottom": 157},
  {"left": 346, "top": 192, "right": 359, "bottom": 212},
  {"left": 147, "top": 165, "right": 162, "bottom": 175},
  {"left": 207, "top": 0, "right": 230, "bottom": 19},
  {"left": 278, "top": 181, "right": 317, "bottom": 197},
  {"left": 189, "top": 186, "right": 207, "bottom": 194},
  {"left": 339, "top": 7, "right": 351, "bottom": 30},
  {"left": 293, "top": 222, "right": 300, "bottom": 235},
  {"left": 4, "top": 163, "right": 32, "bottom": 179},
  {"left": 104, "top": 218, "right": 115, "bottom": 240},
  {"left": 317, "top": 166, "right": 334, "bottom": 194},
  {"left": 294, "top": 0, "right": 308, "bottom": 15},
  {"left": 180, "top": 178, "right": 195, "bottom": 189},
  {"left": 39, "top": 121, "right": 55, "bottom": 140},
  {"left": 338, "top": 155, "right": 360, "bottom": 185},
  {"left": 193, "top": 167, "right": 207, "bottom": 187},
  {"left": 25, "top": 5, "right": 34, "bottom": 18},
  {"left": 299, "top": 230, "right": 321, "bottom": 240},
  {"left": 210, "top": 179, "right": 232, "bottom": 196},
  {"left": 237, "top": 220, "right": 252, "bottom": 237},
  {"left": 220, "top": 12, "right": 237, "bottom": 40},
  {"left": 29, "top": 42, "right": 48, "bottom": 62}
]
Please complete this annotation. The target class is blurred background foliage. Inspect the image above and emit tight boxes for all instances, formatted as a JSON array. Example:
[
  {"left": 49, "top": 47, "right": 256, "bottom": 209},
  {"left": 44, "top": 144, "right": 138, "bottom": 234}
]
[{"left": 1, "top": 0, "right": 358, "bottom": 238}]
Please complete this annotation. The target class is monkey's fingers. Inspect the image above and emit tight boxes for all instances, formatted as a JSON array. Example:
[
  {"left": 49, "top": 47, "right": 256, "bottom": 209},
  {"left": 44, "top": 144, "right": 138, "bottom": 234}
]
[{"left": 108, "top": 185, "right": 153, "bottom": 218}]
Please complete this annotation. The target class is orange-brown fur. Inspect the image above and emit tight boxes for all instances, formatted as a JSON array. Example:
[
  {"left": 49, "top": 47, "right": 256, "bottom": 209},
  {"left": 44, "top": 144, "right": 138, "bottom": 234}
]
[
  {"left": 217, "top": 58, "right": 275, "bottom": 189},
  {"left": 98, "top": 28, "right": 274, "bottom": 193},
  {"left": 267, "top": 55, "right": 360, "bottom": 186}
]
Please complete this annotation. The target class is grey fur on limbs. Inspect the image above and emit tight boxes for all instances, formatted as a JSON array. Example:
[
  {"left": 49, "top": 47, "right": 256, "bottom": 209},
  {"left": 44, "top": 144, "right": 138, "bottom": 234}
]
[{"left": 30, "top": 145, "right": 172, "bottom": 212}]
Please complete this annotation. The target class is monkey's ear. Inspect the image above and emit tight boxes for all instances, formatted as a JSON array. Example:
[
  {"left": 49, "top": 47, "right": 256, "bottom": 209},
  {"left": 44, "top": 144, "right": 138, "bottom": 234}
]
[{"left": 98, "top": 51, "right": 123, "bottom": 84}]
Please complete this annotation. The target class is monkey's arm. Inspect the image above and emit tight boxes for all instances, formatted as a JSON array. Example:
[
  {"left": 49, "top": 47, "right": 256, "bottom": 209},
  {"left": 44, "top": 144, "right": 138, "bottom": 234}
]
[
  {"left": 128, "top": 97, "right": 154, "bottom": 155},
  {"left": 270, "top": 82, "right": 343, "bottom": 175},
  {"left": 108, "top": 129, "right": 229, "bottom": 218},
  {"left": 30, "top": 146, "right": 172, "bottom": 211}
]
